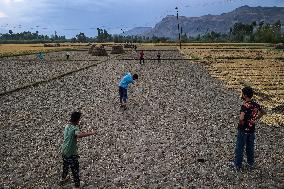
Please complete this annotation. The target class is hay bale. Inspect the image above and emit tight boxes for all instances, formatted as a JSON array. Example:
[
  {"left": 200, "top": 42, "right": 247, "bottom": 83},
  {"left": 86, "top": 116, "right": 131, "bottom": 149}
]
[
  {"left": 44, "top": 43, "right": 53, "bottom": 47},
  {"left": 111, "top": 45, "right": 125, "bottom": 54},
  {"left": 91, "top": 46, "right": 108, "bottom": 56},
  {"left": 275, "top": 43, "right": 284, "bottom": 49},
  {"left": 44, "top": 43, "right": 60, "bottom": 47},
  {"left": 88, "top": 44, "right": 97, "bottom": 54}
]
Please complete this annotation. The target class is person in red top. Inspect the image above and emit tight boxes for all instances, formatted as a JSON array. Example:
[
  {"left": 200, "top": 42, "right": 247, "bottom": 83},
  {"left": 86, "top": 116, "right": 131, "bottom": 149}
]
[
  {"left": 139, "top": 50, "right": 145, "bottom": 64},
  {"left": 231, "top": 86, "right": 266, "bottom": 171}
]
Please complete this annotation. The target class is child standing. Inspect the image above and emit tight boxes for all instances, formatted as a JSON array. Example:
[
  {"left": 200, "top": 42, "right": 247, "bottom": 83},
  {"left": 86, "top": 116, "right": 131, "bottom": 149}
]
[
  {"left": 157, "top": 51, "right": 161, "bottom": 63},
  {"left": 66, "top": 52, "right": 70, "bottom": 60},
  {"left": 119, "top": 72, "right": 138, "bottom": 108},
  {"left": 231, "top": 86, "right": 266, "bottom": 171},
  {"left": 60, "top": 112, "right": 95, "bottom": 188},
  {"left": 139, "top": 50, "right": 145, "bottom": 64},
  {"left": 37, "top": 52, "right": 45, "bottom": 60}
]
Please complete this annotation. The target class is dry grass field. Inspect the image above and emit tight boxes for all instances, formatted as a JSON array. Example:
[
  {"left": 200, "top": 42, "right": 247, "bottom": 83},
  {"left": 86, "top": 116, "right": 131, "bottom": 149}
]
[
  {"left": 180, "top": 43, "right": 284, "bottom": 126},
  {"left": 0, "top": 43, "right": 89, "bottom": 57}
]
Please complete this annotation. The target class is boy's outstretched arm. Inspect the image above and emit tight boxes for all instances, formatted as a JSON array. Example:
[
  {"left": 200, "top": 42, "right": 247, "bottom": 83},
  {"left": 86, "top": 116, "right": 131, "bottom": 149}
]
[
  {"left": 257, "top": 109, "right": 267, "bottom": 120},
  {"left": 76, "top": 131, "right": 95, "bottom": 139}
]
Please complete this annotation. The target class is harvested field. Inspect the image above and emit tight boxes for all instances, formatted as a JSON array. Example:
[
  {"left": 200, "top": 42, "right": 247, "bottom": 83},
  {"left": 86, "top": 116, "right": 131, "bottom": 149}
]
[
  {"left": 181, "top": 43, "right": 284, "bottom": 126},
  {"left": 0, "top": 51, "right": 112, "bottom": 94},
  {"left": 0, "top": 48, "right": 283, "bottom": 188},
  {"left": 0, "top": 44, "right": 88, "bottom": 58}
]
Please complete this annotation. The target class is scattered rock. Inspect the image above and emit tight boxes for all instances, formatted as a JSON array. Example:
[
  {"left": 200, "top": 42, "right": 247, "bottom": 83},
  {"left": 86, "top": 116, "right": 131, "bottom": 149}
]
[{"left": 0, "top": 49, "right": 283, "bottom": 188}]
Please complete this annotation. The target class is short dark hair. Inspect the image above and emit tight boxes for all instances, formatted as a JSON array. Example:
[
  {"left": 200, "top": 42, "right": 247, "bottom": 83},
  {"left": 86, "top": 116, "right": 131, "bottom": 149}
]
[
  {"left": 133, "top": 74, "right": 138, "bottom": 80},
  {"left": 70, "top": 112, "right": 81, "bottom": 123},
  {"left": 242, "top": 86, "right": 253, "bottom": 98}
]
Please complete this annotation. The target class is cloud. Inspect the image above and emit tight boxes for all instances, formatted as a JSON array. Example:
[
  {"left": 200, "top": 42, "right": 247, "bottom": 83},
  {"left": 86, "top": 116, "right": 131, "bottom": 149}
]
[
  {"left": 0, "top": 0, "right": 283, "bottom": 37},
  {"left": 2, "top": 0, "right": 24, "bottom": 5},
  {"left": 0, "top": 11, "right": 8, "bottom": 18}
]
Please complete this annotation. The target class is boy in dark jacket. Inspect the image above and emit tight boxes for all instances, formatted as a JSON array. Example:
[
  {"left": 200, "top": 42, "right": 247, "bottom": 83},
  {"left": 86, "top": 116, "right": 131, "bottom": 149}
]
[{"left": 231, "top": 86, "right": 266, "bottom": 171}]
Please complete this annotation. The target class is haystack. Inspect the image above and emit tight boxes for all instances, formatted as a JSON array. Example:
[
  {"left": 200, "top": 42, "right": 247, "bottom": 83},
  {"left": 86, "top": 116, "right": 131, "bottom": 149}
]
[
  {"left": 44, "top": 43, "right": 61, "bottom": 47},
  {"left": 43, "top": 43, "right": 53, "bottom": 47},
  {"left": 88, "top": 44, "right": 96, "bottom": 54},
  {"left": 111, "top": 45, "right": 125, "bottom": 54},
  {"left": 91, "top": 46, "right": 108, "bottom": 56}
]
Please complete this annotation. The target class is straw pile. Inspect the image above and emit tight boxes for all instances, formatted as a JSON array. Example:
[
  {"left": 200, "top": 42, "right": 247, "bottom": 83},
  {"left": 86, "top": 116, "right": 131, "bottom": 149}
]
[
  {"left": 91, "top": 46, "right": 108, "bottom": 56},
  {"left": 111, "top": 45, "right": 125, "bottom": 54}
]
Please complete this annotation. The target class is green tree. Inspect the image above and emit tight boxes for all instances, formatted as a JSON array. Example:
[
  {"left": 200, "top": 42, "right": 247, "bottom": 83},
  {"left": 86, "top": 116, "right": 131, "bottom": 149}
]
[
  {"left": 254, "top": 20, "right": 282, "bottom": 43},
  {"left": 230, "top": 22, "right": 253, "bottom": 42},
  {"left": 76, "top": 32, "right": 87, "bottom": 43}
]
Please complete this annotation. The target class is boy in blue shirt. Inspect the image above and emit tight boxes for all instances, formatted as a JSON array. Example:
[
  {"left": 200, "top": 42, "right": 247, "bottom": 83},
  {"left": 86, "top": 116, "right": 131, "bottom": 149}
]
[
  {"left": 37, "top": 52, "right": 45, "bottom": 60},
  {"left": 119, "top": 72, "right": 138, "bottom": 108}
]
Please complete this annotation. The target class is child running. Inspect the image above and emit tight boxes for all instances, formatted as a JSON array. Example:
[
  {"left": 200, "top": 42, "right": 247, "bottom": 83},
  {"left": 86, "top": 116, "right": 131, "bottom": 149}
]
[{"left": 60, "top": 112, "right": 95, "bottom": 188}]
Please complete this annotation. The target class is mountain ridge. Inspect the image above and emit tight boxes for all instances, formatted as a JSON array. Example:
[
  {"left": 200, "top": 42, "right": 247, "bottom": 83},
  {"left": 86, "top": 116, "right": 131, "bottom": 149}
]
[{"left": 124, "top": 6, "right": 284, "bottom": 39}]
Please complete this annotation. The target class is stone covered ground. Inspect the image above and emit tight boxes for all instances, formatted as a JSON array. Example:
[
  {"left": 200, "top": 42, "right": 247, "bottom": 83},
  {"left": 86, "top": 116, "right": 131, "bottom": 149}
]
[{"left": 0, "top": 48, "right": 283, "bottom": 188}]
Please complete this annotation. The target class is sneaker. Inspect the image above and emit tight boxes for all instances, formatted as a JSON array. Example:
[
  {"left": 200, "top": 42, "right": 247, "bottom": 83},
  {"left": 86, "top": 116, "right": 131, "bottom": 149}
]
[
  {"left": 59, "top": 175, "right": 70, "bottom": 186},
  {"left": 229, "top": 161, "right": 241, "bottom": 172}
]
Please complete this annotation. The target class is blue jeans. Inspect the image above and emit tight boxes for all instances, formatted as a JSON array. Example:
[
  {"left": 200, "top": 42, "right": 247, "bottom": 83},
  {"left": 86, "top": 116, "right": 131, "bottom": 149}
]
[
  {"left": 119, "top": 86, "right": 128, "bottom": 103},
  {"left": 234, "top": 130, "right": 255, "bottom": 169}
]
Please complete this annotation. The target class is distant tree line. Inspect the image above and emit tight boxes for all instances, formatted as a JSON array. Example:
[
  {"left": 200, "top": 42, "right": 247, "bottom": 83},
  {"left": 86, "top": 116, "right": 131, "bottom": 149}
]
[
  {"left": 186, "top": 20, "right": 283, "bottom": 43},
  {"left": 0, "top": 30, "right": 67, "bottom": 44},
  {"left": 0, "top": 20, "right": 283, "bottom": 44}
]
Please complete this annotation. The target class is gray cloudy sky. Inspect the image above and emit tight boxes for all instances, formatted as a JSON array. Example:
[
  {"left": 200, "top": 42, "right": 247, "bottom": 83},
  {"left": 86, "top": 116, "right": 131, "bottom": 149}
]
[{"left": 0, "top": 0, "right": 283, "bottom": 38}]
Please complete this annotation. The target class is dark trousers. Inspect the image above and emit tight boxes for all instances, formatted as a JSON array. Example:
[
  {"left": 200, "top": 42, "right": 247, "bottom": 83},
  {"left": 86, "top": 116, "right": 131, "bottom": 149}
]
[
  {"left": 62, "top": 155, "right": 80, "bottom": 187},
  {"left": 234, "top": 130, "right": 255, "bottom": 168},
  {"left": 119, "top": 86, "right": 127, "bottom": 103},
  {"left": 140, "top": 57, "right": 145, "bottom": 64}
]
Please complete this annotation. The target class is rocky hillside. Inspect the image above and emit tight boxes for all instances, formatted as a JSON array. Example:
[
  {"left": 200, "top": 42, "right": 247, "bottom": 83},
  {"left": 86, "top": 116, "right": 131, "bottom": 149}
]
[{"left": 142, "top": 6, "right": 284, "bottom": 38}]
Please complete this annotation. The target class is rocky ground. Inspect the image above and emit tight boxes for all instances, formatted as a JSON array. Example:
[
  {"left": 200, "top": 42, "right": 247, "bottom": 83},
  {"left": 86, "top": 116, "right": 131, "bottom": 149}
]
[{"left": 0, "top": 49, "right": 283, "bottom": 189}]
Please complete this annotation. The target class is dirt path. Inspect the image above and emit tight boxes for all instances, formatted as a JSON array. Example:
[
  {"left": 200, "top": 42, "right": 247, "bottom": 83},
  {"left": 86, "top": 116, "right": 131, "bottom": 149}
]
[{"left": 0, "top": 50, "right": 283, "bottom": 188}]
